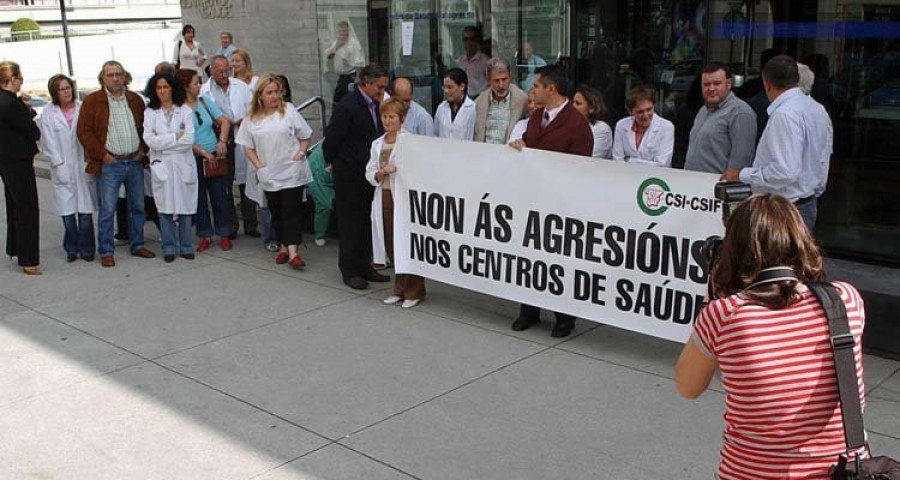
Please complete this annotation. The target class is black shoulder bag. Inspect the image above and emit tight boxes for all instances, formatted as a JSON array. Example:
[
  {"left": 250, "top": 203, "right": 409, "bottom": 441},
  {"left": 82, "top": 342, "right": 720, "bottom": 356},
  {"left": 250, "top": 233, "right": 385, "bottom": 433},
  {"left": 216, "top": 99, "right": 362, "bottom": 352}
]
[{"left": 806, "top": 282, "right": 900, "bottom": 480}]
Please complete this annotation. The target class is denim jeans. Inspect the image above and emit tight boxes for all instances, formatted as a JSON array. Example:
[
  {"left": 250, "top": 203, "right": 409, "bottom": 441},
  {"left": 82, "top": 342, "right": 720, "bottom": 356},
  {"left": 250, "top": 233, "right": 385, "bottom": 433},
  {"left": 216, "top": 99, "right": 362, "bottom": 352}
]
[
  {"left": 159, "top": 213, "right": 193, "bottom": 255},
  {"left": 796, "top": 197, "right": 818, "bottom": 233},
  {"left": 62, "top": 213, "right": 95, "bottom": 257},
  {"left": 98, "top": 159, "right": 145, "bottom": 256},
  {"left": 194, "top": 156, "right": 232, "bottom": 238},
  {"left": 258, "top": 206, "right": 279, "bottom": 245}
]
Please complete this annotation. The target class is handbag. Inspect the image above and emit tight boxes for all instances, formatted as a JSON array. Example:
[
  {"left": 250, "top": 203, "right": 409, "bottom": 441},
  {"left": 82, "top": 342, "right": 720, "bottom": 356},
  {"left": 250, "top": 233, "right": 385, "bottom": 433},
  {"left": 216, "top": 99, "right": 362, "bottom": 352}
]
[
  {"left": 806, "top": 283, "right": 900, "bottom": 480},
  {"left": 198, "top": 97, "right": 229, "bottom": 178}
]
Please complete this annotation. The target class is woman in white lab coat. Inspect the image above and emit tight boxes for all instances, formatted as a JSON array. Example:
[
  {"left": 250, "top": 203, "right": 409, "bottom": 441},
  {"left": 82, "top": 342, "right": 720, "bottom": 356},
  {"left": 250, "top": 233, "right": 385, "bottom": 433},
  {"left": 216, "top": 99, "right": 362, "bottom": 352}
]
[
  {"left": 142, "top": 72, "right": 197, "bottom": 263},
  {"left": 573, "top": 86, "right": 613, "bottom": 159},
  {"left": 433, "top": 68, "right": 476, "bottom": 141},
  {"left": 237, "top": 74, "right": 313, "bottom": 270},
  {"left": 42, "top": 74, "right": 98, "bottom": 262},
  {"left": 365, "top": 97, "right": 426, "bottom": 309},
  {"left": 612, "top": 85, "right": 675, "bottom": 167}
]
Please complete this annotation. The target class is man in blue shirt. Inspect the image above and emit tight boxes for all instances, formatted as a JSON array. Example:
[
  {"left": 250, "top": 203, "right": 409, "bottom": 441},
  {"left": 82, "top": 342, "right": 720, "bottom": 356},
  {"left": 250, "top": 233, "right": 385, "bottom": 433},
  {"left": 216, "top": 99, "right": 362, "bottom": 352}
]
[{"left": 723, "top": 55, "right": 833, "bottom": 230}]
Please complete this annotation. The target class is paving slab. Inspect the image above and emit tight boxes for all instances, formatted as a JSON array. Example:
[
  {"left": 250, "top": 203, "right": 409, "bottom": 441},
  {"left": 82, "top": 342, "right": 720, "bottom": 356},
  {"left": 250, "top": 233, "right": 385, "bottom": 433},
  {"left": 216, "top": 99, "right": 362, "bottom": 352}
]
[
  {"left": 396, "top": 280, "right": 600, "bottom": 346},
  {"left": 253, "top": 444, "right": 417, "bottom": 480},
  {"left": 38, "top": 261, "right": 355, "bottom": 358},
  {"left": 865, "top": 396, "right": 900, "bottom": 439},
  {"left": 159, "top": 296, "right": 546, "bottom": 439},
  {"left": 0, "top": 362, "right": 327, "bottom": 480},
  {"left": 868, "top": 431, "right": 900, "bottom": 458},
  {"left": 0, "top": 242, "right": 224, "bottom": 309},
  {"left": 0, "top": 309, "right": 143, "bottom": 408},
  {"left": 0, "top": 294, "right": 28, "bottom": 321},
  {"left": 231, "top": 245, "right": 394, "bottom": 295},
  {"left": 344, "top": 348, "right": 724, "bottom": 480},
  {"left": 866, "top": 356, "right": 900, "bottom": 399}
]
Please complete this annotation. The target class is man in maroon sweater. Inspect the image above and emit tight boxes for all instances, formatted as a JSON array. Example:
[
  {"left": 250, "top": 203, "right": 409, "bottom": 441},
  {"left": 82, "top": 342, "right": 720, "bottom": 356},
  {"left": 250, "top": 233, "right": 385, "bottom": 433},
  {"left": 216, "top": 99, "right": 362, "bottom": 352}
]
[{"left": 509, "top": 65, "right": 593, "bottom": 337}]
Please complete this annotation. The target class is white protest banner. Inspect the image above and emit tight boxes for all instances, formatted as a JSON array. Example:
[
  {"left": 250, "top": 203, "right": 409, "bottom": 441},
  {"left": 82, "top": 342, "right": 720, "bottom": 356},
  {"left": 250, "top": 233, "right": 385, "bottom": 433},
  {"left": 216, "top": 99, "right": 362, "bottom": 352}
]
[{"left": 390, "top": 135, "right": 725, "bottom": 343}]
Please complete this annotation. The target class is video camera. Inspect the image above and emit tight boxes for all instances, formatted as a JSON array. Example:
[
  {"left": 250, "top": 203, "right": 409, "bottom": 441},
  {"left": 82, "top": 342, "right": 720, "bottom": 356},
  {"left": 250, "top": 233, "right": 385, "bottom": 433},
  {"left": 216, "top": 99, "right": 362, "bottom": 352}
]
[{"left": 698, "top": 181, "right": 752, "bottom": 272}]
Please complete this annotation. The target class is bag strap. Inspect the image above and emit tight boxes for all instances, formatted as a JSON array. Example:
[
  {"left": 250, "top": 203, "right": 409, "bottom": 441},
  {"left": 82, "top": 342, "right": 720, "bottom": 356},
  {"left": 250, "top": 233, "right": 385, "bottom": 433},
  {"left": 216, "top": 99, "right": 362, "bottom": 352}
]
[
  {"left": 806, "top": 282, "right": 866, "bottom": 452},
  {"left": 197, "top": 97, "right": 221, "bottom": 128}
]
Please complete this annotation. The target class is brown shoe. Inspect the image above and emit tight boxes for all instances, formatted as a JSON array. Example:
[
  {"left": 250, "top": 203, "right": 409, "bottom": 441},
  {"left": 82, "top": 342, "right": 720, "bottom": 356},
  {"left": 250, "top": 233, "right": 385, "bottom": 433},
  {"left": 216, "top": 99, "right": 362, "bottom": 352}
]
[
  {"left": 130, "top": 248, "right": 156, "bottom": 259},
  {"left": 22, "top": 266, "right": 41, "bottom": 275},
  {"left": 101, "top": 256, "right": 116, "bottom": 267}
]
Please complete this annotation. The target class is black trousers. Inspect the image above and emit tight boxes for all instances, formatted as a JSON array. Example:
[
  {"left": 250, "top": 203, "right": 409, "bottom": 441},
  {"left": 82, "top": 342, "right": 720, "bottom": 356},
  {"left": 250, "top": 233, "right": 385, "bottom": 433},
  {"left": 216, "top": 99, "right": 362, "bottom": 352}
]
[
  {"left": 519, "top": 304, "right": 575, "bottom": 326},
  {"left": 0, "top": 159, "right": 39, "bottom": 267},
  {"left": 265, "top": 186, "right": 304, "bottom": 246},
  {"left": 333, "top": 170, "right": 373, "bottom": 279}
]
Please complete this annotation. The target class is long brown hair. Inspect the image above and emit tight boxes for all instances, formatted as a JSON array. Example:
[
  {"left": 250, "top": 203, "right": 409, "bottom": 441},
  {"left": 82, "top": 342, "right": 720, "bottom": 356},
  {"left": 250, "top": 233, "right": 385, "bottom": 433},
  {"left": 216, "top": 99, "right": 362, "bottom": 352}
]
[
  {"left": 710, "top": 194, "right": 825, "bottom": 309},
  {"left": 248, "top": 73, "right": 285, "bottom": 121}
]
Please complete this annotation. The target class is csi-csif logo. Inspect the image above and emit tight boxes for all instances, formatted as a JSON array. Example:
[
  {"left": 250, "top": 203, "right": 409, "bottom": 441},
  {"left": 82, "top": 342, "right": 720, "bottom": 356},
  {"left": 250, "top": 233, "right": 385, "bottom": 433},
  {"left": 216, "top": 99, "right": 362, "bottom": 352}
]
[
  {"left": 636, "top": 177, "right": 722, "bottom": 217},
  {"left": 637, "top": 178, "right": 671, "bottom": 216}
]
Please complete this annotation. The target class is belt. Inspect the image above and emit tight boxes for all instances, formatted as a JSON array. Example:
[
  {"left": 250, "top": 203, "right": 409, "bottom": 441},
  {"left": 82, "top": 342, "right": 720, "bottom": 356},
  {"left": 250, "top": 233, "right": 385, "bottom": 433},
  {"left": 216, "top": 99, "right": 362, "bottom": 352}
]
[
  {"left": 794, "top": 195, "right": 815, "bottom": 206},
  {"left": 112, "top": 151, "right": 141, "bottom": 161}
]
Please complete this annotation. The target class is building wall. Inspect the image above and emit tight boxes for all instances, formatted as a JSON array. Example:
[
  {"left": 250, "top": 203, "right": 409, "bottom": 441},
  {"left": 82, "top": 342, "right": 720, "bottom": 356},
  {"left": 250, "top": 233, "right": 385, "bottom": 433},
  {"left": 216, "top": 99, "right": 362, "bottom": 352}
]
[{"left": 181, "top": 0, "right": 326, "bottom": 135}]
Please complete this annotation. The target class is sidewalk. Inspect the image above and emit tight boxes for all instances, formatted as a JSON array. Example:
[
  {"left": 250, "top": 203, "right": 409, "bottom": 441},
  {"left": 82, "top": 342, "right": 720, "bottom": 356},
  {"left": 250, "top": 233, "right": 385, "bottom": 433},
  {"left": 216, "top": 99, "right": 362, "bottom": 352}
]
[{"left": 0, "top": 178, "right": 897, "bottom": 479}]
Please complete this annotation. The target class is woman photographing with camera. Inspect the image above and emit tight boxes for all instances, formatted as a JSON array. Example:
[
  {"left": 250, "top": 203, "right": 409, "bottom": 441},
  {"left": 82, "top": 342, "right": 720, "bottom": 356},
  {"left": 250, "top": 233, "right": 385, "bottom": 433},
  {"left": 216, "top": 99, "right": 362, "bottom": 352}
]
[{"left": 675, "top": 194, "right": 867, "bottom": 479}]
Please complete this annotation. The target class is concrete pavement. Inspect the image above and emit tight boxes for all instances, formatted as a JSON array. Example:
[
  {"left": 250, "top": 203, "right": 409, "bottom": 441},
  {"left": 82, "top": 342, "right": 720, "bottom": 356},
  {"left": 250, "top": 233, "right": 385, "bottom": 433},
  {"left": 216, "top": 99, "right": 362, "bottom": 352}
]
[{"left": 0, "top": 178, "right": 898, "bottom": 479}]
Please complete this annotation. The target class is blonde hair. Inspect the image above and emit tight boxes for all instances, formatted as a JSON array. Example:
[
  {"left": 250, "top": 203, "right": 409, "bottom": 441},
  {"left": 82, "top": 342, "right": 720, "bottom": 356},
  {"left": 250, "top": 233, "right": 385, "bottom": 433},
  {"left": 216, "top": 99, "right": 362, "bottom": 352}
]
[
  {"left": 231, "top": 48, "right": 254, "bottom": 84},
  {"left": 0, "top": 61, "right": 22, "bottom": 88},
  {"left": 248, "top": 73, "right": 285, "bottom": 121},
  {"left": 380, "top": 96, "right": 409, "bottom": 122}
]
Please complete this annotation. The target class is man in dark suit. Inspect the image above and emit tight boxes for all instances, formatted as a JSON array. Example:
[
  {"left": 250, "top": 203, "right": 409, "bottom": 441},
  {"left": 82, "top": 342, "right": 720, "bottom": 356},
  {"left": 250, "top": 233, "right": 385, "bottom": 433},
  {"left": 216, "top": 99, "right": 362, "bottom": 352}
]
[
  {"left": 324, "top": 64, "right": 390, "bottom": 290},
  {"left": 509, "top": 65, "right": 593, "bottom": 337}
]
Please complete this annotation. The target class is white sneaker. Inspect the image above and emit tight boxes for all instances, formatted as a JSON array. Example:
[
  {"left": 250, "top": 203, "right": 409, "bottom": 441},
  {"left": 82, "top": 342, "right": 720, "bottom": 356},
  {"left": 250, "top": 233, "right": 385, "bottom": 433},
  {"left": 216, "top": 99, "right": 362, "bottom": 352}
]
[
  {"left": 314, "top": 238, "right": 326, "bottom": 247},
  {"left": 401, "top": 298, "right": 421, "bottom": 309},
  {"left": 383, "top": 295, "right": 403, "bottom": 305}
]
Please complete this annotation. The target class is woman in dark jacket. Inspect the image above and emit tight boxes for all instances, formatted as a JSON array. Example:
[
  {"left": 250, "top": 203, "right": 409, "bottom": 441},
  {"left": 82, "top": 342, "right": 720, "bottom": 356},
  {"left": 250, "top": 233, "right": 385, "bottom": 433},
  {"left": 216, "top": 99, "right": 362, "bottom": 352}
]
[{"left": 0, "top": 61, "right": 42, "bottom": 274}]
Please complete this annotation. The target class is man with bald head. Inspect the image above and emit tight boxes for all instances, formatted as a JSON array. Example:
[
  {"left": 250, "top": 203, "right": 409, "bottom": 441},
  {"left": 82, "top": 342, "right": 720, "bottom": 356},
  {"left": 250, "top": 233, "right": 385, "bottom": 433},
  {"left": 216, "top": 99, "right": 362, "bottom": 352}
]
[{"left": 392, "top": 78, "right": 434, "bottom": 136}]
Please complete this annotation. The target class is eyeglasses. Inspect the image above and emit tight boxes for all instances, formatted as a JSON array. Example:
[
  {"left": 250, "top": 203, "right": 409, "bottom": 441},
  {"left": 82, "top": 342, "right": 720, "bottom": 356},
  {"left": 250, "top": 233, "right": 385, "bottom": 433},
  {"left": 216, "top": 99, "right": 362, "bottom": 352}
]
[
  {"left": 104, "top": 72, "right": 124, "bottom": 78},
  {"left": 194, "top": 110, "right": 203, "bottom": 126}
]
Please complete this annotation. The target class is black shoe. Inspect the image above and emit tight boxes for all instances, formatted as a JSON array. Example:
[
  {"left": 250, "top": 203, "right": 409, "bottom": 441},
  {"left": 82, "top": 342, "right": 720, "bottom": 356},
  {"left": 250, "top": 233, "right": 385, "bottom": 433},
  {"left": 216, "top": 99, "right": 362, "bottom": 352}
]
[
  {"left": 81, "top": 255, "right": 95, "bottom": 262},
  {"left": 164, "top": 254, "right": 176, "bottom": 263},
  {"left": 66, "top": 253, "right": 78, "bottom": 263},
  {"left": 180, "top": 253, "right": 195, "bottom": 260},
  {"left": 511, "top": 316, "right": 539, "bottom": 332},
  {"left": 551, "top": 320, "right": 575, "bottom": 338},
  {"left": 228, "top": 231, "right": 238, "bottom": 240},
  {"left": 246, "top": 229, "right": 261, "bottom": 238},
  {"left": 364, "top": 270, "right": 390, "bottom": 282},
  {"left": 344, "top": 276, "right": 369, "bottom": 290}
]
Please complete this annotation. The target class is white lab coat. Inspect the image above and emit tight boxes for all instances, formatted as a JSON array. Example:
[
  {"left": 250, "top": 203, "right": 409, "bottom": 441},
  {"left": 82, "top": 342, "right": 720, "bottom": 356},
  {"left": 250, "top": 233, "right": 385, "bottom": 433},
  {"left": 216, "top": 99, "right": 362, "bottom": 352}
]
[
  {"left": 433, "top": 96, "right": 476, "bottom": 141},
  {"left": 41, "top": 102, "right": 98, "bottom": 216},
  {"left": 612, "top": 114, "right": 675, "bottom": 167},
  {"left": 365, "top": 130, "right": 408, "bottom": 265},
  {"left": 201, "top": 77, "right": 252, "bottom": 183},
  {"left": 591, "top": 120, "right": 614, "bottom": 159},
  {"left": 143, "top": 105, "right": 198, "bottom": 215}
]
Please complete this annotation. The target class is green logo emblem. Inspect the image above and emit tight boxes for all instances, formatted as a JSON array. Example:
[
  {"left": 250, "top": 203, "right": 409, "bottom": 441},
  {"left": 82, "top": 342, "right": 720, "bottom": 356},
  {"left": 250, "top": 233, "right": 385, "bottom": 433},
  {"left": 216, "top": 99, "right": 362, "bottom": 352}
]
[{"left": 637, "top": 178, "right": 671, "bottom": 216}]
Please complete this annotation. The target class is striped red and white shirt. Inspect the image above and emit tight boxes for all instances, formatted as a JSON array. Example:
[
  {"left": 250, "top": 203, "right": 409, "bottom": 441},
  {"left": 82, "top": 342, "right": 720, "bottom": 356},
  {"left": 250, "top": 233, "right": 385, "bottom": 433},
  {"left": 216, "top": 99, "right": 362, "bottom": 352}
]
[{"left": 692, "top": 282, "right": 866, "bottom": 480}]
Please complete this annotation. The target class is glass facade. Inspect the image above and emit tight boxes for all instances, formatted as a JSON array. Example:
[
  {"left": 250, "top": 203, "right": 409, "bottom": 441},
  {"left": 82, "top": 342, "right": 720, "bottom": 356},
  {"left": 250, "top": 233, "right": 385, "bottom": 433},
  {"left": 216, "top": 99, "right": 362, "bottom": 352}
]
[{"left": 314, "top": 0, "right": 900, "bottom": 263}]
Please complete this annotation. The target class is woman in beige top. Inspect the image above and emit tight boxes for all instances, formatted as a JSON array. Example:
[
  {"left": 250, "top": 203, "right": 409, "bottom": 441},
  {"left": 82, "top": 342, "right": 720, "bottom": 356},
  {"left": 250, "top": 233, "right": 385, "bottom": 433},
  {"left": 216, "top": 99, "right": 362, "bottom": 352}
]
[{"left": 365, "top": 97, "right": 425, "bottom": 308}]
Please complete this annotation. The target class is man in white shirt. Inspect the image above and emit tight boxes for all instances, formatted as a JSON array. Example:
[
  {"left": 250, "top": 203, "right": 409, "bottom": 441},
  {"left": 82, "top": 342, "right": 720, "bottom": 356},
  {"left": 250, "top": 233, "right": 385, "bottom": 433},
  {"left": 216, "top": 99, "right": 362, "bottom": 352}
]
[
  {"left": 214, "top": 31, "right": 237, "bottom": 59},
  {"left": 723, "top": 55, "right": 833, "bottom": 230},
  {"left": 201, "top": 55, "right": 259, "bottom": 238},
  {"left": 457, "top": 26, "right": 490, "bottom": 97},
  {"left": 393, "top": 77, "right": 434, "bottom": 136},
  {"left": 612, "top": 85, "right": 675, "bottom": 167}
]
